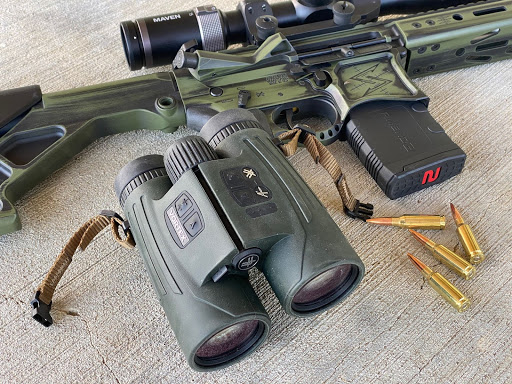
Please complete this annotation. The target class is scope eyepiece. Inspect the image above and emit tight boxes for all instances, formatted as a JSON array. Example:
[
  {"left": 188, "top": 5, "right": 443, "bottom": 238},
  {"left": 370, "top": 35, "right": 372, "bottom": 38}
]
[{"left": 120, "top": 21, "right": 144, "bottom": 71}]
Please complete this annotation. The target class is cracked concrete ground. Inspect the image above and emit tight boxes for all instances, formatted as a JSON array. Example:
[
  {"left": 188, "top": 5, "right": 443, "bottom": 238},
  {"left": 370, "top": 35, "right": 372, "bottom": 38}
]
[{"left": 1, "top": 0, "right": 511, "bottom": 383}]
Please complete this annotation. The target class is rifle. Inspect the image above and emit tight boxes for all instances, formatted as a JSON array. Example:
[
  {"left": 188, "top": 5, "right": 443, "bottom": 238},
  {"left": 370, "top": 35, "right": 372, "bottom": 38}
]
[{"left": 1, "top": 0, "right": 511, "bottom": 236}]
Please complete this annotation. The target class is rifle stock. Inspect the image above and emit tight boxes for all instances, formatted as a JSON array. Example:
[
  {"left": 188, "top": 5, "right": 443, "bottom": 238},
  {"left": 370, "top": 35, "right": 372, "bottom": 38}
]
[{"left": 0, "top": 73, "right": 184, "bottom": 234}]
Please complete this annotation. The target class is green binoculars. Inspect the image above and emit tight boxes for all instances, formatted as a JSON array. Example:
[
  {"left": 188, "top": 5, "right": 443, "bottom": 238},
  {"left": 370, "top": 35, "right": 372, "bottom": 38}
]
[{"left": 114, "top": 109, "right": 364, "bottom": 371}]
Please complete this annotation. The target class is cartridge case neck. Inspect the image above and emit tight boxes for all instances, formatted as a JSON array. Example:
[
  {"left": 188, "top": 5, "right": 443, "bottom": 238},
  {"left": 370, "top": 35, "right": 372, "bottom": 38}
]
[
  {"left": 421, "top": 266, "right": 434, "bottom": 280},
  {"left": 422, "top": 238, "right": 436, "bottom": 251}
]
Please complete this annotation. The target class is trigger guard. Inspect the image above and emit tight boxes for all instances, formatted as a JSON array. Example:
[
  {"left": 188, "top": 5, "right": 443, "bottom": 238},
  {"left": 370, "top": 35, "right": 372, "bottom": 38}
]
[{"left": 267, "top": 99, "right": 343, "bottom": 145}]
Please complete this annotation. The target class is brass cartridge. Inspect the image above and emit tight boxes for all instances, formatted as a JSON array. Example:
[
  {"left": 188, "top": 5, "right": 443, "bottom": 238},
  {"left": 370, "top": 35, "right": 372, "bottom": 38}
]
[
  {"left": 366, "top": 215, "right": 446, "bottom": 230},
  {"left": 407, "top": 253, "right": 470, "bottom": 313},
  {"left": 450, "top": 203, "right": 485, "bottom": 265},
  {"left": 409, "top": 230, "right": 475, "bottom": 280}
]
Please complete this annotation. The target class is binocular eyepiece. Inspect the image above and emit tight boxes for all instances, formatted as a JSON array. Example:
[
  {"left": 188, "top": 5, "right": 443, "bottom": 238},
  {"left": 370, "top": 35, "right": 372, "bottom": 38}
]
[{"left": 114, "top": 109, "right": 364, "bottom": 370}]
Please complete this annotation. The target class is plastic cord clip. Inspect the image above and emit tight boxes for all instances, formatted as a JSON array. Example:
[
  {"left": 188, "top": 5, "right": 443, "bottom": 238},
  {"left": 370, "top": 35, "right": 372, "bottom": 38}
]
[
  {"left": 31, "top": 291, "right": 53, "bottom": 327},
  {"left": 293, "top": 123, "right": 315, "bottom": 143},
  {"left": 344, "top": 200, "right": 374, "bottom": 221},
  {"left": 100, "top": 210, "right": 130, "bottom": 235}
]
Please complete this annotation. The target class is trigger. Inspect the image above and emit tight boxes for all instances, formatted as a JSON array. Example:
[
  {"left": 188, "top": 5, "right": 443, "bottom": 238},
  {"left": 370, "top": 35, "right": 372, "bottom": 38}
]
[{"left": 285, "top": 109, "right": 294, "bottom": 129}]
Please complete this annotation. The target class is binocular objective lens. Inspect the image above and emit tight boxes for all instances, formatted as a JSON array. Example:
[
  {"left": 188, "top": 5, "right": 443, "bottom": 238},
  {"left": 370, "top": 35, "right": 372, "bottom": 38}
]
[
  {"left": 292, "top": 264, "right": 358, "bottom": 313},
  {"left": 195, "top": 320, "right": 265, "bottom": 367}
]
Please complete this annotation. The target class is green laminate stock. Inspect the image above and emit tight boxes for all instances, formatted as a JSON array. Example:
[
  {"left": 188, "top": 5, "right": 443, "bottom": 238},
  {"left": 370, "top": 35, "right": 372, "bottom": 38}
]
[
  {"left": 1, "top": 0, "right": 511, "bottom": 235},
  {"left": 0, "top": 73, "right": 185, "bottom": 235}
]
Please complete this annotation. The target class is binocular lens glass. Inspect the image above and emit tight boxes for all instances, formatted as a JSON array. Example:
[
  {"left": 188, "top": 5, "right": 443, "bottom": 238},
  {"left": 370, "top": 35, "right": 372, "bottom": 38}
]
[
  {"left": 292, "top": 265, "right": 358, "bottom": 313},
  {"left": 195, "top": 320, "right": 265, "bottom": 367}
]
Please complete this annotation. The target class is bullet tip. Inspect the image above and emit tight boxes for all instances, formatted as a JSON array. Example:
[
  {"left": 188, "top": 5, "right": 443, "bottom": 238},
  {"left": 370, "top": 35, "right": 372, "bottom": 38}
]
[
  {"left": 409, "top": 229, "right": 430, "bottom": 245},
  {"left": 450, "top": 203, "right": 464, "bottom": 224},
  {"left": 407, "top": 253, "right": 427, "bottom": 272},
  {"left": 366, "top": 217, "right": 393, "bottom": 226}
]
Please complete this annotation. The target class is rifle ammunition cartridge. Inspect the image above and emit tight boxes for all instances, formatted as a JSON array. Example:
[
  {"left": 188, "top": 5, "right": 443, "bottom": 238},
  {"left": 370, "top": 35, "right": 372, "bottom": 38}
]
[
  {"left": 407, "top": 253, "right": 470, "bottom": 313},
  {"left": 450, "top": 203, "right": 485, "bottom": 265},
  {"left": 409, "top": 230, "right": 475, "bottom": 280},
  {"left": 366, "top": 215, "right": 445, "bottom": 230}
]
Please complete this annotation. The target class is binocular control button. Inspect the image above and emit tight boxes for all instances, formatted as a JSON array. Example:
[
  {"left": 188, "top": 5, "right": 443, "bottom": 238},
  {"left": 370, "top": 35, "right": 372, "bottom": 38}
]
[
  {"left": 176, "top": 195, "right": 193, "bottom": 217},
  {"left": 222, "top": 169, "right": 247, "bottom": 188},
  {"left": 254, "top": 186, "right": 270, "bottom": 199},
  {"left": 242, "top": 168, "right": 258, "bottom": 179},
  {"left": 184, "top": 213, "right": 202, "bottom": 237},
  {"left": 232, "top": 188, "right": 256, "bottom": 206}
]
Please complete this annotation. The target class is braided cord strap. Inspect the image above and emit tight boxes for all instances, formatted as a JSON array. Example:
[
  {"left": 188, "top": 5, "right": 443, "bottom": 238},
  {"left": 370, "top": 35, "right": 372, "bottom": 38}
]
[
  {"left": 31, "top": 213, "right": 135, "bottom": 326},
  {"left": 277, "top": 128, "right": 373, "bottom": 220}
]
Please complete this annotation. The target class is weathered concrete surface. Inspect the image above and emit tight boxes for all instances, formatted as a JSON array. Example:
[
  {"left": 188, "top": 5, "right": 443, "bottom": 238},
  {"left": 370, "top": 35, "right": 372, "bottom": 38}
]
[{"left": 0, "top": 1, "right": 510, "bottom": 382}]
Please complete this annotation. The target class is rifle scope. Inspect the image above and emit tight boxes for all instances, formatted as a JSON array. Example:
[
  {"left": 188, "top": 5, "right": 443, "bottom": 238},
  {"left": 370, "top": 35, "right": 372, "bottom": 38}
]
[{"left": 120, "top": 0, "right": 480, "bottom": 70}]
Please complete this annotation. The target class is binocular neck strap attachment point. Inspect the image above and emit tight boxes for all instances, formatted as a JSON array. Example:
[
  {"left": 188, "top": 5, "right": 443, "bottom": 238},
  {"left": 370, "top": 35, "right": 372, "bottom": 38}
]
[
  {"left": 31, "top": 212, "right": 135, "bottom": 327},
  {"left": 277, "top": 128, "right": 374, "bottom": 220}
]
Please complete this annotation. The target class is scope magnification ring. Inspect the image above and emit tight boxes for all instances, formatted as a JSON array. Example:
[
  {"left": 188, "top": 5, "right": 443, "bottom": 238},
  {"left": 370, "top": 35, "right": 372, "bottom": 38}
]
[{"left": 194, "top": 6, "right": 226, "bottom": 52}]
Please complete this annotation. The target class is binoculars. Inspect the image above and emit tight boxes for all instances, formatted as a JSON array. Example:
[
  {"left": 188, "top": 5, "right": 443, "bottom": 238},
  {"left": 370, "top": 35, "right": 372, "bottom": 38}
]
[{"left": 114, "top": 109, "right": 365, "bottom": 370}]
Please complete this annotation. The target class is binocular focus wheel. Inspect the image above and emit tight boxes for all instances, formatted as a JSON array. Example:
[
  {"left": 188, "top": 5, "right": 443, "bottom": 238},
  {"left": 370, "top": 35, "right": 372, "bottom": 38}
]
[{"left": 165, "top": 136, "right": 218, "bottom": 184}]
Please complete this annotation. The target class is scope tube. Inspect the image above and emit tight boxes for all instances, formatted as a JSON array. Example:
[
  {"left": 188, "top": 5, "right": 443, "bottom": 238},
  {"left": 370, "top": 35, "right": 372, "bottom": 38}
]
[{"left": 120, "top": 2, "right": 298, "bottom": 70}]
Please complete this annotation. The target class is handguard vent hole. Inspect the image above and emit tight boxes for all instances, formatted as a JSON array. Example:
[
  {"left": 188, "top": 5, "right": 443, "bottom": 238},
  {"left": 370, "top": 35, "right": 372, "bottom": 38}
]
[
  {"left": 471, "top": 29, "right": 501, "bottom": 44},
  {"left": 473, "top": 6, "right": 506, "bottom": 17},
  {"left": 453, "top": 14, "right": 464, "bottom": 21},
  {"left": 466, "top": 55, "right": 492, "bottom": 62},
  {"left": 476, "top": 40, "right": 508, "bottom": 52}
]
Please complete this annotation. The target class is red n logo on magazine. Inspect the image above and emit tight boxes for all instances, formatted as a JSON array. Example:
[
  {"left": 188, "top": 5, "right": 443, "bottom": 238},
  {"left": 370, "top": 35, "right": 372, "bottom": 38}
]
[{"left": 422, "top": 167, "right": 441, "bottom": 185}]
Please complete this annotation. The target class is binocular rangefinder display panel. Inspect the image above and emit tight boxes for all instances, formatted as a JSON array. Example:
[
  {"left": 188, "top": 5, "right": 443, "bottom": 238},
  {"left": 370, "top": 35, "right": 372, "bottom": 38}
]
[{"left": 115, "top": 110, "right": 364, "bottom": 370}]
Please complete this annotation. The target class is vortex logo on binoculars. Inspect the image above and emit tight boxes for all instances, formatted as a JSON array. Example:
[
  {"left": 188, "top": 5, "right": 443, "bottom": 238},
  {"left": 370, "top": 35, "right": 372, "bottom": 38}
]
[
  {"left": 114, "top": 110, "right": 365, "bottom": 371},
  {"left": 237, "top": 254, "right": 259, "bottom": 271}
]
